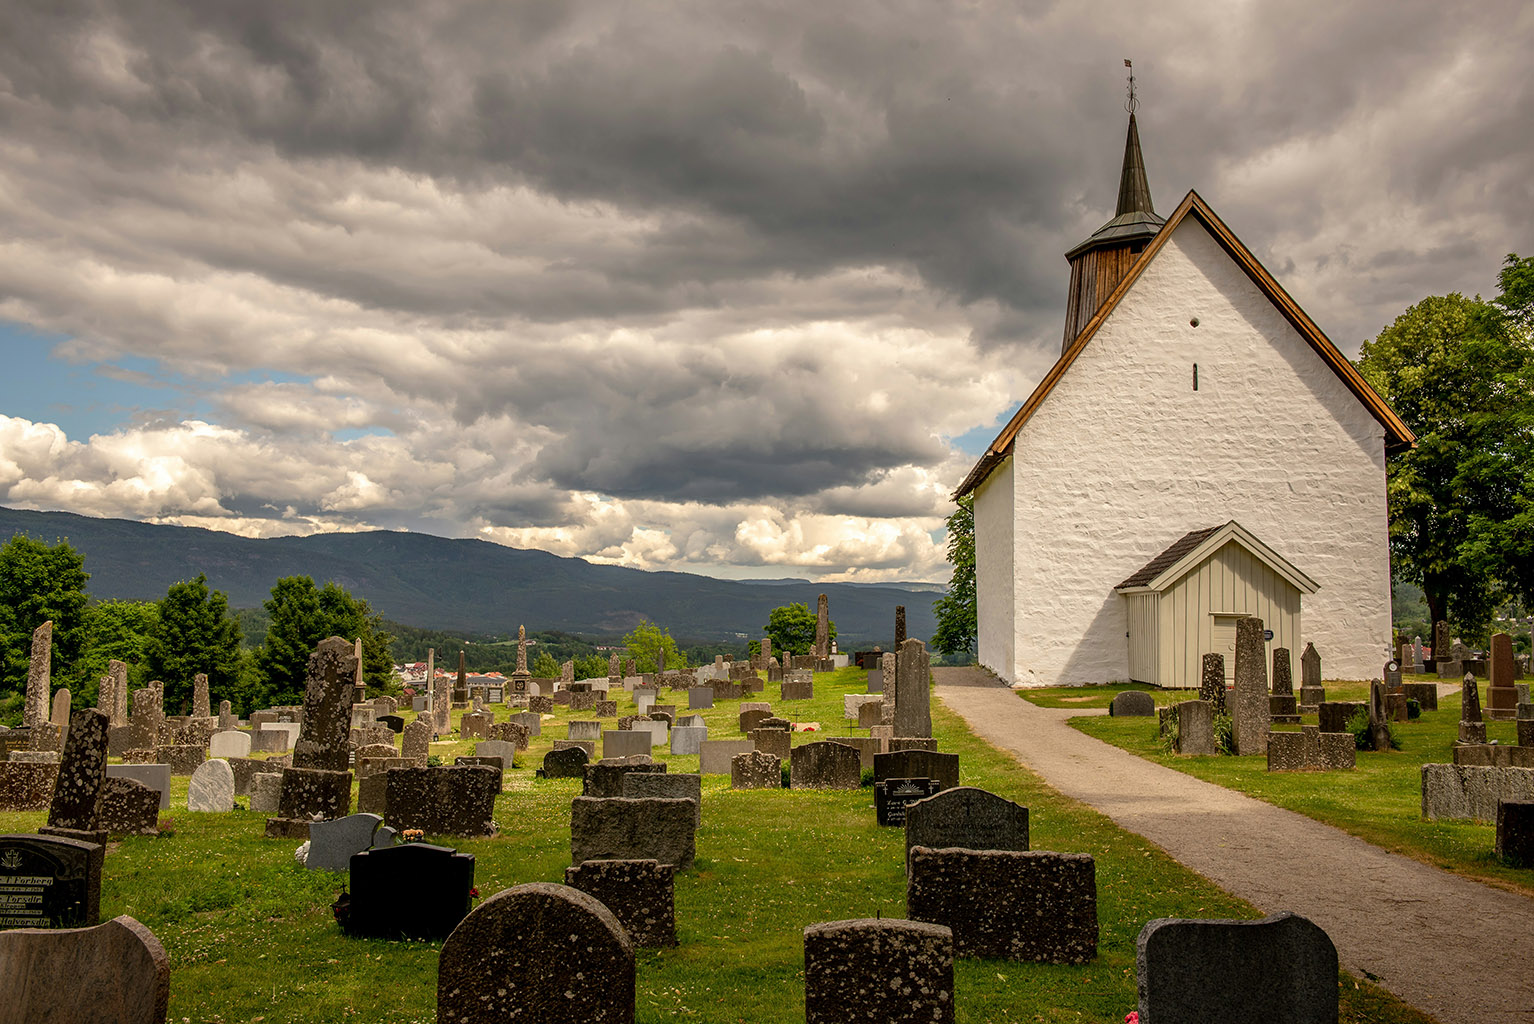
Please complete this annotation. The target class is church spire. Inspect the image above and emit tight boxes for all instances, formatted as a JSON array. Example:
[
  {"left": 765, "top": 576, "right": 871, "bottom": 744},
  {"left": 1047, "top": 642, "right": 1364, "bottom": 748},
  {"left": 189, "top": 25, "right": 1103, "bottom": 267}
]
[
  {"left": 1059, "top": 63, "right": 1167, "bottom": 352},
  {"left": 1115, "top": 113, "right": 1155, "bottom": 218}
]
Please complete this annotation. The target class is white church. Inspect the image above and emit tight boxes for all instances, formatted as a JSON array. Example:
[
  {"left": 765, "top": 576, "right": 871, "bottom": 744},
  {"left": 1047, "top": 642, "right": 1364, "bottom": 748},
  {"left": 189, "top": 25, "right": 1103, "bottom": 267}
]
[{"left": 957, "top": 110, "right": 1414, "bottom": 687}]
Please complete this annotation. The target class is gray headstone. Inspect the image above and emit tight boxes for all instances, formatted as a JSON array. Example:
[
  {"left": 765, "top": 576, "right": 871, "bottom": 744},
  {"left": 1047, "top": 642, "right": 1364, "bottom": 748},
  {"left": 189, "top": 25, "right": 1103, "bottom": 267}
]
[
  {"left": 186, "top": 759, "right": 235, "bottom": 812},
  {"left": 249, "top": 772, "right": 283, "bottom": 814},
  {"left": 603, "top": 730, "right": 652, "bottom": 760},
  {"left": 305, "top": 812, "right": 396, "bottom": 872},
  {"left": 0, "top": 914, "right": 169, "bottom": 1024},
  {"left": 669, "top": 725, "right": 707, "bottom": 756},
  {"left": 892, "top": 640, "right": 932, "bottom": 739},
  {"left": 209, "top": 730, "right": 251, "bottom": 759},
  {"left": 1231, "top": 617, "right": 1270, "bottom": 755},
  {"left": 105, "top": 763, "right": 171, "bottom": 810},
  {"left": 621, "top": 772, "right": 701, "bottom": 826},
  {"left": 564, "top": 859, "right": 676, "bottom": 948},
  {"left": 699, "top": 739, "right": 755, "bottom": 775},
  {"left": 790, "top": 741, "right": 862, "bottom": 790},
  {"left": 1136, "top": 912, "right": 1338, "bottom": 1024},
  {"left": 1174, "top": 700, "right": 1216, "bottom": 756},
  {"left": 1109, "top": 691, "right": 1155, "bottom": 717},
  {"left": 570, "top": 796, "right": 696, "bottom": 870},
  {"left": 687, "top": 688, "right": 714, "bottom": 710}
]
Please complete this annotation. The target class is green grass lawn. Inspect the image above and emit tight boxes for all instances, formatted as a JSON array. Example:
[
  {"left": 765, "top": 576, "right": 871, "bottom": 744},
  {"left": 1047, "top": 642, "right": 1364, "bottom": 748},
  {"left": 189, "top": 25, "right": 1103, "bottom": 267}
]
[
  {"left": 1016, "top": 679, "right": 1534, "bottom": 898},
  {"left": 0, "top": 667, "right": 1435, "bottom": 1022}
]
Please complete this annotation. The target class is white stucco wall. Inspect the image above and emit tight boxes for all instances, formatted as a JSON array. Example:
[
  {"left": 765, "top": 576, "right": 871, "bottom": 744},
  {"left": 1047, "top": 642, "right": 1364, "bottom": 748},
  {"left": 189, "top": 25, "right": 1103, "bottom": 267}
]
[
  {"left": 974, "top": 455, "right": 1015, "bottom": 681},
  {"left": 1002, "top": 215, "right": 1392, "bottom": 685}
]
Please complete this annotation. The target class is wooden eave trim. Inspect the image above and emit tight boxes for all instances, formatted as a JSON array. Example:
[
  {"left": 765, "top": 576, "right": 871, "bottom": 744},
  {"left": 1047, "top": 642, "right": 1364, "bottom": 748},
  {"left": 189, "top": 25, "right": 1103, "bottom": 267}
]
[
  {"left": 953, "top": 190, "right": 1416, "bottom": 499},
  {"left": 1140, "top": 521, "right": 1320, "bottom": 596}
]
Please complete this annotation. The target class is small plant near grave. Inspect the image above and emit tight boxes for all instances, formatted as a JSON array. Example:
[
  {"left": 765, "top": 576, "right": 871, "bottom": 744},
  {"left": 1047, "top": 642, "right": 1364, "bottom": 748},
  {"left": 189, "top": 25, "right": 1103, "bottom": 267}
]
[
  {"left": 331, "top": 888, "right": 350, "bottom": 930},
  {"left": 1212, "top": 713, "right": 1235, "bottom": 755},
  {"left": 780, "top": 763, "right": 791, "bottom": 788},
  {"left": 156, "top": 817, "right": 176, "bottom": 836},
  {"left": 426, "top": 754, "right": 444, "bottom": 766},
  {"left": 1158, "top": 716, "right": 1180, "bottom": 755},
  {"left": 1406, "top": 699, "right": 1421, "bottom": 720},
  {"left": 1345, "top": 710, "right": 1401, "bottom": 751},
  {"left": 860, "top": 767, "right": 875, "bottom": 787}
]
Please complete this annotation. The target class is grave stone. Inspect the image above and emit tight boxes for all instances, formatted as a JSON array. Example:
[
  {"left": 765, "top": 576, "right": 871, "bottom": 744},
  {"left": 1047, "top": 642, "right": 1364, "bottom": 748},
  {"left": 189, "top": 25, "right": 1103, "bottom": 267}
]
[
  {"left": 49, "top": 688, "right": 71, "bottom": 729},
  {"left": 569, "top": 720, "right": 603, "bottom": 742},
  {"left": 106, "top": 764, "right": 171, "bottom": 809},
  {"left": 1231, "top": 617, "right": 1270, "bottom": 755},
  {"left": 347, "top": 842, "right": 474, "bottom": 940},
  {"left": 893, "top": 639, "right": 932, "bottom": 739},
  {"left": 542, "top": 746, "right": 590, "bottom": 779},
  {"left": 782, "top": 679, "right": 814, "bottom": 701},
  {"left": 97, "top": 777, "right": 160, "bottom": 836},
  {"left": 687, "top": 687, "right": 714, "bottom": 710},
  {"left": 875, "top": 777, "right": 942, "bottom": 827},
  {"left": 249, "top": 772, "right": 284, "bottom": 814},
  {"left": 1384, "top": 658, "right": 1403, "bottom": 692},
  {"left": 670, "top": 725, "right": 707, "bottom": 756},
  {"left": 1174, "top": 700, "right": 1216, "bottom": 756},
  {"left": 1401, "top": 682, "right": 1438, "bottom": 712},
  {"left": 1266, "top": 727, "right": 1356, "bottom": 772},
  {"left": 267, "top": 638, "right": 357, "bottom": 837},
  {"left": 752, "top": 727, "right": 792, "bottom": 762},
  {"left": 867, "top": 669, "right": 883, "bottom": 694},
  {"left": 1459, "top": 673, "right": 1487, "bottom": 744},
  {"left": 565, "top": 859, "right": 677, "bottom": 948},
  {"left": 402, "top": 718, "right": 432, "bottom": 761},
  {"left": 731, "top": 750, "right": 780, "bottom": 789},
  {"left": 570, "top": 796, "right": 696, "bottom": 869},
  {"left": 306, "top": 812, "right": 396, "bottom": 872},
  {"left": 907, "top": 847, "right": 1096, "bottom": 963},
  {"left": 0, "top": 833, "right": 102, "bottom": 929},
  {"left": 1271, "top": 647, "right": 1294, "bottom": 695},
  {"left": 791, "top": 741, "right": 862, "bottom": 790},
  {"left": 904, "top": 786, "right": 1029, "bottom": 865},
  {"left": 23, "top": 621, "right": 51, "bottom": 729},
  {"left": 0, "top": 914, "right": 169, "bottom": 1024},
  {"left": 1198, "top": 653, "right": 1226, "bottom": 714},
  {"left": 874, "top": 750, "right": 959, "bottom": 790},
  {"left": 155, "top": 743, "right": 204, "bottom": 775},
  {"left": 1109, "top": 691, "right": 1155, "bottom": 717},
  {"left": 192, "top": 672, "right": 210, "bottom": 719},
  {"left": 1135, "top": 911, "right": 1337, "bottom": 1024},
  {"left": 604, "top": 730, "right": 651, "bottom": 760},
  {"left": 209, "top": 730, "right": 251, "bottom": 759},
  {"left": 186, "top": 758, "right": 235, "bottom": 812},
  {"left": 475, "top": 739, "right": 519, "bottom": 767},
  {"left": 45, "top": 708, "right": 110, "bottom": 835},
  {"left": 622, "top": 772, "right": 702, "bottom": 826},
  {"left": 437, "top": 882, "right": 634, "bottom": 1024},
  {"left": 1488, "top": 632, "right": 1518, "bottom": 720},
  {"left": 582, "top": 760, "right": 664, "bottom": 798},
  {"left": 1497, "top": 800, "right": 1534, "bottom": 865},
  {"left": 386, "top": 765, "right": 498, "bottom": 837},
  {"left": 701, "top": 739, "right": 756, "bottom": 775},
  {"left": 804, "top": 918, "right": 953, "bottom": 1024},
  {"left": 1420, "top": 763, "right": 1534, "bottom": 820}
]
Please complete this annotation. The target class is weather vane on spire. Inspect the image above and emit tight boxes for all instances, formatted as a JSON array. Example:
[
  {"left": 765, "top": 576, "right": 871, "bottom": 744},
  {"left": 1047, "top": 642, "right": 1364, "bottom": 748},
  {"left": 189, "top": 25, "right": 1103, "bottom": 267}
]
[{"left": 1124, "top": 59, "right": 1137, "bottom": 115}]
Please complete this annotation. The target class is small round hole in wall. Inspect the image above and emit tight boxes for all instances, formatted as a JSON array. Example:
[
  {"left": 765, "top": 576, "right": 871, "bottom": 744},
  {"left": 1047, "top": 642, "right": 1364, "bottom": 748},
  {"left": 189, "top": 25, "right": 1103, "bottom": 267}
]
[{"left": 1189, "top": 317, "right": 1200, "bottom": 327}]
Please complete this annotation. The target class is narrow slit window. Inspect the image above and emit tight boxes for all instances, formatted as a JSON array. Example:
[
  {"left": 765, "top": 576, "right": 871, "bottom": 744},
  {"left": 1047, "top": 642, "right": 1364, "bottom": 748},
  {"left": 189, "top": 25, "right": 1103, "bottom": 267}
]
[{"left": 1193, "top": 363, "right": 1199, "bottom": 391}]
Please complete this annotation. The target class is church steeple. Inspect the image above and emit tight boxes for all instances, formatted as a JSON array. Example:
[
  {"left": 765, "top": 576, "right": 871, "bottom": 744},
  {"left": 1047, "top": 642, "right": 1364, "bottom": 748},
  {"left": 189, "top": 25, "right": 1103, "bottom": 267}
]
[{"left": 1060, "top": 68, "right": 1166, "bottom": 352}]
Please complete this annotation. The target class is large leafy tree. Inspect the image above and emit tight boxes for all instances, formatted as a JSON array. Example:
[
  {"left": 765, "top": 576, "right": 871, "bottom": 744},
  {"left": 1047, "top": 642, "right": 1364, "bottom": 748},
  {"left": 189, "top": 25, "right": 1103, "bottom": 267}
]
[
  {"left": 763, "top": 602, "right": 834, "bottom": 657},
  {"left": 75, "top": 600, "right": 159, "bottom": 706},
  {"left": 146, "top": 574, "right": 243, "bottom": 714},
  {"left": 931, "top": 494, "right": 977, "bottom": 662},
  {"left": 0, "top": 535, "right": 90, "bottom": 707},
  {"left": 620, "top": 619, "right": 685, "bottom": 673},
  {"left": 1358, "top": 254, "right": 1534, "bottom": 637},
  {"left": 254, "top": 576, "right": 396, "bottom": 704}
]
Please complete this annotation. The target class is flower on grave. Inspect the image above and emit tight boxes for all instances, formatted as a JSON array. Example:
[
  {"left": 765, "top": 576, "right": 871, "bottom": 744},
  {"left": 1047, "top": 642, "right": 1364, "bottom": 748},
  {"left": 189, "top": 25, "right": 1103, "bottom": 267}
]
[
  {"left": 400, "top": 829, "right": 425, "bottom": 844},
  {"left": 469, "top": 887, "right": 480, "bottom": 899},
  {"left": 1125, "top": 1013, "right": 1139, "bottom": 1023}
]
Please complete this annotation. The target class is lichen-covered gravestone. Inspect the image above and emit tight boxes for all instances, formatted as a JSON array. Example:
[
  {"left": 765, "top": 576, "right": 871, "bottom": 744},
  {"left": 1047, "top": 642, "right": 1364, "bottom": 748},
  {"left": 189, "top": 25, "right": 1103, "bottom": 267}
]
[
  {"left": 790, "top": 741, "right": 862, "bottom": 790},
  {"left": 893, "top": 638, "right": 932, "bottom": 739},
  {"left": 1231, "top": 617, "right": 1270, "bottom": 755},
  {"left": 45, "top": 708, "right": 110, "bottom": 839},
  {"left": 265, "top": 637, "right": 357, "bottom": 839},
  {"left": 542, "top": 745, "right": 590, "bottom": 779},
  {"left": 570, "top": 796, "right": 695, "bottom": 869},
  {"left": 386, "top": 766, "right": 498, "bottom": 837},
  {"left": 731, "top": 750, "right": 780, "bottom": 789},
  {"left": 564, "top": 859, "right": 677, "bottom": 947},
  {"left": 1109, "top": 691, "right": 1155, "bottom": 717},
  {"left": 804, "top": 918, "right": 954, "bottom": 1024},
  {"left": 438, "top": 882, "right": 635, "bottom": 1024},
  {"left": 904, "top": 786, "right": 1028, "bottom": 868},
  {"left": 906, "top": 847, "right": 1096, "bottom": 964},
  {"left": 1136, "top": 911, "right": 1337, "bottom": 1024}
]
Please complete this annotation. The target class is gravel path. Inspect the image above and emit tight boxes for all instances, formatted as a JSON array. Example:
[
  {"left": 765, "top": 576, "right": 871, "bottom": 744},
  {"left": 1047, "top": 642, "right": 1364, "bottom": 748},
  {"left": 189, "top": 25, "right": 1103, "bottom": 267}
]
[{"left": 933, "top": 666, "right": 1534, "bottom": 1024}]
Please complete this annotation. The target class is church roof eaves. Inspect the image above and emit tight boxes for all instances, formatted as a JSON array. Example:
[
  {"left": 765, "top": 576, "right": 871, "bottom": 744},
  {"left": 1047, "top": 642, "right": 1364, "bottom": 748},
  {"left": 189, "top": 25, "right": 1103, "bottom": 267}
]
[
  {"left": 953, "top": 190, "right": 1417, "bottom": 500},
  {"left": 1114, "top": 520, "right": 1319, "bottom": 595}
]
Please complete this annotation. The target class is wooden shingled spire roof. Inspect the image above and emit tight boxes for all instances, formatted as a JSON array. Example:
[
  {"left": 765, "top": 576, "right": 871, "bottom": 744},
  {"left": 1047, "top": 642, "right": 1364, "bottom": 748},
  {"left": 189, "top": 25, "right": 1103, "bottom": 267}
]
[{"left": 953, "top": 190, "right": 1416, "bottom": 500}]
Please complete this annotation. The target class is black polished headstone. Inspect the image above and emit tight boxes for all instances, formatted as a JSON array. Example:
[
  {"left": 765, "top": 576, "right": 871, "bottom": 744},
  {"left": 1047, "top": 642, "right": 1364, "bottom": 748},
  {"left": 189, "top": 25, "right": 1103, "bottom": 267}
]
[
  {"left": 0, "top": 833, "right": 103, "bottom": 930},
  {"left": 346, "top": 842, "right": 474, "bottom": 939},
  {"left": 378, "top": 715, "right": 405, "bottom": 733},
  {"left": 875, "top": 778, "right": 942, "bottom": 826}
]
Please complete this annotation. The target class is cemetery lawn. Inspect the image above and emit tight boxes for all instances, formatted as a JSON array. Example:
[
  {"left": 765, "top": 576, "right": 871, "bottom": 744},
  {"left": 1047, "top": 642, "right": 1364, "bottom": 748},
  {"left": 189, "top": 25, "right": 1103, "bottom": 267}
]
[
  {"left": 1026, "top": 681, "right": 1534, "bottom": 898},
  {"left": 0, "top": 669, "right": 1435, "bottom": 1023}
]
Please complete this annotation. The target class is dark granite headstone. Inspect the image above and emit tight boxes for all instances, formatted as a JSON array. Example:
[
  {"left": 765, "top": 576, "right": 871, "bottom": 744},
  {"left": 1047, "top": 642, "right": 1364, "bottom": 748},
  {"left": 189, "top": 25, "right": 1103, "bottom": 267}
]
[
  {"left": 1109, "top": 691, "right": 1155, "bottom": 717},
  {"left": 378, "top": 714, "right": 405, "bottom": 733},
  {"left": 0, "top": 833, "right": 103, "bottom": 929},
  {"left": 385, "top": 766, "right": 498, "bottom": 837},
  {"left": 347, "top": 842, "right": 474, "bottom": 939},
  {"left": 904, "top": 786, "right": 1029, "bottom": 865},
  {"left": 437, "top": 882, "right": 634, "bottom": 1024},
  {"left": 1136, "top": 911, "right": 1338, "bottom": 1024},
  {"left": 542, "top": 746, "right": 590, "bottom": 779},
  {"left": 804, "top": 918, "right": 953, "bottom": 1024},
  {"left": 1497, "top": 800, "right": 1534, "bottom": 865},
  {"left": 874, "top": 750, "right": 959, "bottom": 790},
  {"left": 582, "top": 760, "right": 665, "bottom": 798},
  {"left": 875, "top": 778, "right": 942, "bottom": 826},
  {"left": 907, "top": 847, "right": 1096, "bottom": 963}
]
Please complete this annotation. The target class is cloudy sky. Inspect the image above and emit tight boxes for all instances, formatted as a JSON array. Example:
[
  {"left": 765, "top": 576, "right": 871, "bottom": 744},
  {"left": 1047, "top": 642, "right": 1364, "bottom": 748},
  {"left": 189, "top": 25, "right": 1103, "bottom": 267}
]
[{"left": 0, "top": 1, "right": 1528, "bottom": 583}]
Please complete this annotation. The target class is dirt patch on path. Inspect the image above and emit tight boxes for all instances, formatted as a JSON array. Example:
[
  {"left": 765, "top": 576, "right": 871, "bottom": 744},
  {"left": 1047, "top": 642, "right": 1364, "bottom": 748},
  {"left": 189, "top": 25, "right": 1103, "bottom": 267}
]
[{"left": 934, "top": 666, "right": 1534, "bottom": 1024}]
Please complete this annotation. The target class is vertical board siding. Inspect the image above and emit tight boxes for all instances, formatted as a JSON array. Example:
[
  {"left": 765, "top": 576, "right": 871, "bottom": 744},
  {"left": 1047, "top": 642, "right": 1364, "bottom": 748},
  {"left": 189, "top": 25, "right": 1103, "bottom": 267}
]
[{"left": 1152, "top": 539, "right": 1305, "bottom": 687}]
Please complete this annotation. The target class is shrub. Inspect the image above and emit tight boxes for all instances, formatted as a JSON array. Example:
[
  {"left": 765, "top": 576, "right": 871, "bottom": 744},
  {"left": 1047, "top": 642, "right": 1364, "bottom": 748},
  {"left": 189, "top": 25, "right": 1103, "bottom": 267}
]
[{"left": 1212, "top": 713, "right": 1234, "bottom": 755}]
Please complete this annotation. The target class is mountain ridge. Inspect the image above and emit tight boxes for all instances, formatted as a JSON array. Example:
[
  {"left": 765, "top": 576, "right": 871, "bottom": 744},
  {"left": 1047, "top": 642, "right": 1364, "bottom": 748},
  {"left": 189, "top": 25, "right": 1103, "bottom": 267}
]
[{"left": 0, "top": 506, "right": 940, "bottom": 647}]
